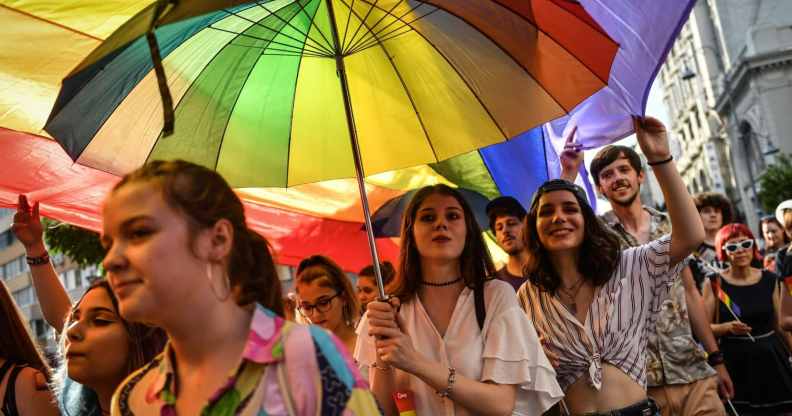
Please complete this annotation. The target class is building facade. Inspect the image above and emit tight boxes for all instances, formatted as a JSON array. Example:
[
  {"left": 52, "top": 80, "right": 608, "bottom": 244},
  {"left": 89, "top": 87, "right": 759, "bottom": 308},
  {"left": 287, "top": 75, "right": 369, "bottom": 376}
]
[
  {"left": 1, "top": 209, "right": 100, "bottom": 353},
  {"left": 659, "top": 0, "right": 792, "bottom": 232}
]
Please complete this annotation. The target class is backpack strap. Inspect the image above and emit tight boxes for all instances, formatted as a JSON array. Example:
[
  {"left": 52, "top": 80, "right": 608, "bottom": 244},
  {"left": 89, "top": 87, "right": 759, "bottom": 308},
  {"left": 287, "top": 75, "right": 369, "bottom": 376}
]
[{"left": 474, "top": 282, "right": 486, "bottom": 331}]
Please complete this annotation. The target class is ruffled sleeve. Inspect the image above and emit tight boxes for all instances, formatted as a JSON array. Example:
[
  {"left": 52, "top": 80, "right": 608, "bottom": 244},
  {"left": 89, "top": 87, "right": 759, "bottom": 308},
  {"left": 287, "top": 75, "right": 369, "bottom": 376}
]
[{"left": 481, "top": 283, "right": 563, "bottom": 415}]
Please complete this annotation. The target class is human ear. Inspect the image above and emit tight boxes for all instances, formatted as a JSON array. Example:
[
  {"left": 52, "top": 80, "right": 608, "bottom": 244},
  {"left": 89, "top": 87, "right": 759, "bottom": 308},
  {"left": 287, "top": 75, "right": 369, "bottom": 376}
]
[{"left": 207, "top": 218, "right": 234, "bottom": 261}]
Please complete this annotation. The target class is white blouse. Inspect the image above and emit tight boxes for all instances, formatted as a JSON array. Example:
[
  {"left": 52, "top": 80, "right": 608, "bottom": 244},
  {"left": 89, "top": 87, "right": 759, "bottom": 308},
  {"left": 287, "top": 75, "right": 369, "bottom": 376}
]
[{"left": 355, "top": 279, "right": 562, "bottom": 416}]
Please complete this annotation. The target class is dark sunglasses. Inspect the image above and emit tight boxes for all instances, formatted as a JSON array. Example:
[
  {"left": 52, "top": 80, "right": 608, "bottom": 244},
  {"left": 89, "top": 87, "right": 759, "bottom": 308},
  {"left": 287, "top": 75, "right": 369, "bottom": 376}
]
[{"left": 723, "top": 239, "right": 754, "bottom": 253}]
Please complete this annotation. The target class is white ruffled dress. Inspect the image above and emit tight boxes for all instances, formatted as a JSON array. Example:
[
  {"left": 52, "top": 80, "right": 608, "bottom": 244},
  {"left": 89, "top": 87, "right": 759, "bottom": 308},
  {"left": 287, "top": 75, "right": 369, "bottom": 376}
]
[{"left": 354, "top": 279, "right": 563, "bottom": 416}]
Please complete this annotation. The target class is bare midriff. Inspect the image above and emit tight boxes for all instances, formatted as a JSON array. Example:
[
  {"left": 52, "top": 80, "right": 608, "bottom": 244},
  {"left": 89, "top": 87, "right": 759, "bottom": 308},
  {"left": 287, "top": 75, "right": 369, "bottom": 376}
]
[{"left": 563, "top": 363, "right": 647, "bottom": 415}]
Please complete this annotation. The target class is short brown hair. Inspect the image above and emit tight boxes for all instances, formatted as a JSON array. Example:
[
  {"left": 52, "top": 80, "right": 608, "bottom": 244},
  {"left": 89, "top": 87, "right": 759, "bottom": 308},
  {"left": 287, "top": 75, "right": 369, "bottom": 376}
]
[
  {"left": 113, "top": 160, "right": 283, "bottom": 315},
  {"left": 589, "top": 145, "right": 643, "bottom": 187},
  {"left": 693, "top": 192, "right": 734, "bottom": 225}
]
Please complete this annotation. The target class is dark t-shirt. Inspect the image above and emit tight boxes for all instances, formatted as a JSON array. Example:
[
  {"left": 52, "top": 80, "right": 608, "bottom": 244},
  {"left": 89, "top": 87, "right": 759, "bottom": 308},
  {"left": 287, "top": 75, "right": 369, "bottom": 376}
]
[{"left": 495, "top": 266, "right": 526, "bottom": 292}]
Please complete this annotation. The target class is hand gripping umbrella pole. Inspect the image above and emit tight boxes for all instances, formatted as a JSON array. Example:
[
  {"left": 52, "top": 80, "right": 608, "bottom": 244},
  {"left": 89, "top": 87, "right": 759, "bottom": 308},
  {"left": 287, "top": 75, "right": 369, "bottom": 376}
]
[{"left": 326, "top": 0, "right": 387, "bottom": 301}]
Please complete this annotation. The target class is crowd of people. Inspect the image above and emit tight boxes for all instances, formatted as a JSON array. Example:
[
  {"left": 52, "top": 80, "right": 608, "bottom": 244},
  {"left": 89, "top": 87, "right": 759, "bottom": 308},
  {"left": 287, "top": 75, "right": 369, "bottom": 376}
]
[{"left": 0, "top": 116, "right": 791, "bottom": 415}]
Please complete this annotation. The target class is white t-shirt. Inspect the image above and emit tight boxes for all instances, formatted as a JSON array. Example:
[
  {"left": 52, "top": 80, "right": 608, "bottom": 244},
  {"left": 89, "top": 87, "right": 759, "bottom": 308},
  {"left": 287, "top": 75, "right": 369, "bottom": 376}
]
[{"left": 355, "top": 279, "right": 562, "bottom": 416}]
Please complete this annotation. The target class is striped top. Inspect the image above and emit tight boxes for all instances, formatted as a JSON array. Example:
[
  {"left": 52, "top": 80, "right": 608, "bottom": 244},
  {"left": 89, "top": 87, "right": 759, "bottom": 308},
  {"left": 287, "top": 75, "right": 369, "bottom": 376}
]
[{"left": 517, "top": 235, "right": 685, "bottom": 391}]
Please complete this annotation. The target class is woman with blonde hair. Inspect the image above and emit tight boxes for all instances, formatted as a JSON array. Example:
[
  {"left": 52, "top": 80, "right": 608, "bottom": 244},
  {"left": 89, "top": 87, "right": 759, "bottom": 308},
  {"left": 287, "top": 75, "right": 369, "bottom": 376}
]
[
  {"left": 295, "top": 255, "right": 359, "bottom": 353},
  {"left": 0, "top": 280, "right": 59, "bottom": 415}
]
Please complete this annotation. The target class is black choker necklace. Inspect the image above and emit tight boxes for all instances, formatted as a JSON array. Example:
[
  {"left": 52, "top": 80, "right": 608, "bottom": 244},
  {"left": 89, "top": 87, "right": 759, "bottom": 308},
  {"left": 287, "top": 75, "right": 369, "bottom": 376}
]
[{"left": 421, "top": 277, "right": 463, "bottom": 287}]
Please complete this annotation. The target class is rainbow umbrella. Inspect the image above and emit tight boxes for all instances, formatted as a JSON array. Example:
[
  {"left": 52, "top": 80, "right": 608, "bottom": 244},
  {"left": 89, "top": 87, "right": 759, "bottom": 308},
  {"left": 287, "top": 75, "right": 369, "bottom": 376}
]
[{"left": 43, "top": 0, "right": 618, "bottom": 296}]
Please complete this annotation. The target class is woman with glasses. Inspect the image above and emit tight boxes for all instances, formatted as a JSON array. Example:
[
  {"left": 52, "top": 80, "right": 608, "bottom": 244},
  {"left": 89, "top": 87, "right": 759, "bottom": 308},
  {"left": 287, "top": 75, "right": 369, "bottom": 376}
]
[
  {"left": 295, "top": 255, "right": 359, "bottom": 354},
  {"left": 702, "top": 223, "right": 792, "bottom": 413},
  {"left": 356, "top": 184, "right": 562, "bottom": 416}
]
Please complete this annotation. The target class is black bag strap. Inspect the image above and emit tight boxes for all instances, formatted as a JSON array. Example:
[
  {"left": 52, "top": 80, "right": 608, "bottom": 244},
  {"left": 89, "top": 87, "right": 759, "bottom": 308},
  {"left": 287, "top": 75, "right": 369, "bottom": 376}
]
[
  {"left": 1, "top": 362, "right": 24, "bottom": 416},
  {"left": 474, "top": 282, "right": 486, "bottom": 331}
]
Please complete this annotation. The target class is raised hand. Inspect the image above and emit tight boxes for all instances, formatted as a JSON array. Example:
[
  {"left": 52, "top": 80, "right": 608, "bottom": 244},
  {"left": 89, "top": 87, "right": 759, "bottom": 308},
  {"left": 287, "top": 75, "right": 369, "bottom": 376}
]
[
  {"left": 559, "top": 126, "right": 583, "bottom": 182},
  {"left": 633, "top": 116, "right": 671, "bottom": 163},
  {"left": 12, "top": 195, "right": 46, "bottom": 254}
]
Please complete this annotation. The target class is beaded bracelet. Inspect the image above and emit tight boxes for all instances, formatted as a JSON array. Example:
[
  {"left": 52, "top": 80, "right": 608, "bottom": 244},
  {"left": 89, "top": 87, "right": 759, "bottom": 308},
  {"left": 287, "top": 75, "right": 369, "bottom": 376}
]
[
  {"left": 436, "top": 367, "right": 456, "bottom": 398},
  {"left": 26, "top": 253, "right": 50, "bottom": 266}
]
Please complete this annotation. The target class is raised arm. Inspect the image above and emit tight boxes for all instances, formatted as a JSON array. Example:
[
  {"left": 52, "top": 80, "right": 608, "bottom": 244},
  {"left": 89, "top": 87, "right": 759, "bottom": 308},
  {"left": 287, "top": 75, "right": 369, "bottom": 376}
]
[
  {"left": 12, "top": 195, "right": 72, "bottom": 332},
  {"left": 634, "top": 117, "right": 704, "bottom": 264}
]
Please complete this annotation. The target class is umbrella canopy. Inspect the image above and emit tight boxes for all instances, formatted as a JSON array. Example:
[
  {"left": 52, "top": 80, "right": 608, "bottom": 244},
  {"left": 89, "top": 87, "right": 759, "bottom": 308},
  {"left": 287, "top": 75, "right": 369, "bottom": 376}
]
[
  {"left": 44, "top": 0, "right": 618, "bottom": 187},
  {"left": 370, "top": 187, "right": 491, "bottom": 238}
]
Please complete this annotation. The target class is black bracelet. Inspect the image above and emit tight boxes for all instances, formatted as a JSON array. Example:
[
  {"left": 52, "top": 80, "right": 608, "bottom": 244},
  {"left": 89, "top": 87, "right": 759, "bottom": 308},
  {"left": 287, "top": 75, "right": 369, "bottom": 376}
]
[
  {"left": 26, "top": 253, "right": 50, "bottom": 266},
  {"left": 648, "top": 155, "right": 673, "bottom": 166},
  {"left": 707, "top": 350, "right": 725, "bottom": 366}
]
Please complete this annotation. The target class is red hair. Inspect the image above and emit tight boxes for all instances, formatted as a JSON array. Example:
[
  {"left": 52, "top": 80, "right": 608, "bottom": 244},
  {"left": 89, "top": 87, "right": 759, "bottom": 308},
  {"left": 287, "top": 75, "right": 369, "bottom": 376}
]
[{"left": 715, "top": 223, "right": 761, "bottom": 262}]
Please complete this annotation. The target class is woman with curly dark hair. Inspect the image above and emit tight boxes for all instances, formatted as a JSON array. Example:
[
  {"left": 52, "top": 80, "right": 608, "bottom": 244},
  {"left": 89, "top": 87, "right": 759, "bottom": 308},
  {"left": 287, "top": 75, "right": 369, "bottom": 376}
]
[
  {"left": 517, "top": 117, "right": 705, "bottom": 415},
  {"left": 356, "top": 184, "right": 562, "bottom": 416}
]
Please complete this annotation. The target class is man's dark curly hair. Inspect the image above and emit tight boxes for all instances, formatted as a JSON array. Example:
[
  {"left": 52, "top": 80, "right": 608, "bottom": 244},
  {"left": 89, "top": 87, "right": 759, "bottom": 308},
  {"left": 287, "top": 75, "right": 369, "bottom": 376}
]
[{"left": 693, "top": 192, "right": 734, "bottom": 225}]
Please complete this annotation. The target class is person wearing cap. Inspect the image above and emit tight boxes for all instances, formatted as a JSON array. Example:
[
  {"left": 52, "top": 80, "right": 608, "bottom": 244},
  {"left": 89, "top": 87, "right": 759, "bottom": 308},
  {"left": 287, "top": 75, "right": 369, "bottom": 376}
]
[
  {"left": 517, "top": 116, "right": 706, "bottom": 416},
  {"left": 585, "top": 144, "right": 731, "bottom": 415}
]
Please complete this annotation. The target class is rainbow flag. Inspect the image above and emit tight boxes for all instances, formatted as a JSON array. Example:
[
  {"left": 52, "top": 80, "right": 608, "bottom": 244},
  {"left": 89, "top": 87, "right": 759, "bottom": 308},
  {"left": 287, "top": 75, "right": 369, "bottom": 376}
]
[{"left": 713, "top": 281, "right": 742, "bottom": 318}]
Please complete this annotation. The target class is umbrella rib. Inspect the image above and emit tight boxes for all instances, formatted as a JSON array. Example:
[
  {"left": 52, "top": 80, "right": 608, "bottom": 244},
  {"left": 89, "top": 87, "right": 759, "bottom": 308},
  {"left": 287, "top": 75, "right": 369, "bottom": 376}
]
[
  {"left": 289, "top": 0, "right": 337, "bottom": 56},
  {"left": 252, "top": 1, "right": 336, "bottom": 56},
  {"left": 340, "top": 0, "right": 382, "bottom": 55},
  {"left": 340, "top": 0, "right": 356, "bottom": 48},
  {"left": 232, "top": 4, "right": 334, "bottom": 56},
  {"left": 490, "top": 0, "right": 613, "bottom": 85},
  {"left": 343, "top": 0, "right": 509, "bottom": 142},
  {"left": 344, "top": 0, "right": 424, "bottom": 55},
  {"left": 344, "top": 0, "right": 408, "bottom": 54},
  {"left": 210, "top": 25, "right": 324, "bottom": 56},
  {"left": 338, "top": 0, "right": 438, "bottom": 161},
  {"left": 345, "top": 7, "right": 438, "bottom": 56},
  {"left": 413, "top": 2, "right": 572, "bottom": 114},
  {"left": 217, "top": 9, "right": 330, "bottom": 56}
]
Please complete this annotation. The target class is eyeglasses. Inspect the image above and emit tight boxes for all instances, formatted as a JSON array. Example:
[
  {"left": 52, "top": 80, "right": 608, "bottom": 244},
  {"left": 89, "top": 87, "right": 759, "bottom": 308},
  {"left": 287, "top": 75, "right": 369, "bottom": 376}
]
[
  {"left": 297, "top": 292, "right": 341, "bottom": 316},
  {"left": 723, "top": 239, "right": 754, "bottom": 253}
]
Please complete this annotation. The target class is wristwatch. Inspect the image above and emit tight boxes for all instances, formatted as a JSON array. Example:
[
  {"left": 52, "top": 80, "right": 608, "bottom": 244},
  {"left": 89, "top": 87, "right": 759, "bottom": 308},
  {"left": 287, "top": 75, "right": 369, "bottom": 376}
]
[{"left": 706, "top": 350, "right": 725, "bottom": 366}]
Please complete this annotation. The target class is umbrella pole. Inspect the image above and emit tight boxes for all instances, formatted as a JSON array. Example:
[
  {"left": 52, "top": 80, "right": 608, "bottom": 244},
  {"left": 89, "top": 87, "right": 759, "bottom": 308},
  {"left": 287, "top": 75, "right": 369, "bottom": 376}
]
[{"left": 325, "top": 0, "right": 388, "bottom": 300}]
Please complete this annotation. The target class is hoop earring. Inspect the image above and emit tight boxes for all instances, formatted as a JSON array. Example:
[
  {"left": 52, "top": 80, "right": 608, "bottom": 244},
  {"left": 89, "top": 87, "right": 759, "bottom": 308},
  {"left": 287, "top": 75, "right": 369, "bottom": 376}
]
[{"left": 206, "top": 263, "right": 231, "bottom": 302}]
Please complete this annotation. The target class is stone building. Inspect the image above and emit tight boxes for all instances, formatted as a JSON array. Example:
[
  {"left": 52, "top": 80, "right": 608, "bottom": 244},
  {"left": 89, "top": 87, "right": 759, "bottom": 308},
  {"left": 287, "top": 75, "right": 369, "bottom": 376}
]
[{"left": 658, "top": 0, "right": 791, "bottom": 232}]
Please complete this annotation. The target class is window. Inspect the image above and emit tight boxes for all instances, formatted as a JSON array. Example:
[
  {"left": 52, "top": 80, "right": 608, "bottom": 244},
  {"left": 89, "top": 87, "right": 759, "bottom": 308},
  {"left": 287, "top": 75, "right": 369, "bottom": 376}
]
[
  {"left": 0, "top": 231, "right": 14, "bottom": 249},
  {"left": 4, "top": 257, "right": 21, "bottom": 279},
  {"left": 74, "top": 268, "right": 83, "bottom": 288},
  {"left": 13, "top": 287, "right": 33, "bottom": 307},
  {"left": 32, "top": 319, "right": 47, "bottom": 338},
  {"left": 66, "top": 269, "right": 76, "bottom": 290}
]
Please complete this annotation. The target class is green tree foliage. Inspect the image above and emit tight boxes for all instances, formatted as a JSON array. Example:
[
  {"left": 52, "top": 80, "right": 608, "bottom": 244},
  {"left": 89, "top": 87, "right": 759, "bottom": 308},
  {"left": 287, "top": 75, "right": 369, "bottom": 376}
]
[
  {"left": 42, "top": 219, "right": 105, "bottom": 268},
  {"left": 758, "top": 154, "right": 792, "bottom": 213}
]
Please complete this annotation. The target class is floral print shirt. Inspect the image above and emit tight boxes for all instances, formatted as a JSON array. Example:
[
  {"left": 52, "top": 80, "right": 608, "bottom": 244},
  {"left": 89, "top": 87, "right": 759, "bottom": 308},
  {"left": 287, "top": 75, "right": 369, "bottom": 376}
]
[
  {"left": 111, "top": 305, "right": 380, "bottom": 415},
  {"left": 601, "top": 207, "right": 715, "bottom": 386}
]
